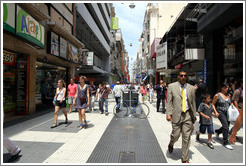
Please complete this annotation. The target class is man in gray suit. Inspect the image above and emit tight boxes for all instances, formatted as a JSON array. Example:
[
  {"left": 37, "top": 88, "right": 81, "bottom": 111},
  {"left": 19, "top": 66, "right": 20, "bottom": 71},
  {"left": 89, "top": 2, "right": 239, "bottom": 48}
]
[{"left": 166, "top": 70, "right": 197, "bottom": 163}]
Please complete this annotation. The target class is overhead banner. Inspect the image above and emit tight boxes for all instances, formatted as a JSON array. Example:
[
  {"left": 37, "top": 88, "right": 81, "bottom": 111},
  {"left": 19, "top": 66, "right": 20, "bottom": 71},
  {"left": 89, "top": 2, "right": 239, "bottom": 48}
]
[
  {"left": 3, "top": 3, "right": 16, "bottom": 33},
  {"left": 156, "top": 42, "right": 167, "bottom": 69},
  {"left": 16, "top": 5, "right": 45, "bottom": 48},
  {"left": 111, "top": 17, "right": 119, "bottom": 30}
]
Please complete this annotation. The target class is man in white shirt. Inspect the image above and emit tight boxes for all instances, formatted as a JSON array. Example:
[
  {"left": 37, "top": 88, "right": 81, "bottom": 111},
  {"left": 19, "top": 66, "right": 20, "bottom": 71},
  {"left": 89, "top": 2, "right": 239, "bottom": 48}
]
[{"left": 113, "top": 81, "right": 123, "bottom": 111}]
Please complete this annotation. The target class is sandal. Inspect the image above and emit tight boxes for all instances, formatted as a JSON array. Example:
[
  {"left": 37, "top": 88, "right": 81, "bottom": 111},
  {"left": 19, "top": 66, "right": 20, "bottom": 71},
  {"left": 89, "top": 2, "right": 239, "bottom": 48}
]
[
  {"left": 84, "top": 121, "right": 88, "bottom": 128},
  {"left": 207, "top": 142, "right": 214, "bottom": 149},
  {"left": 79, "top": 124, "right": 83, "bottom": 129},
  {"left": 50, "top": 123, "right": 57, "bottom": 128}
]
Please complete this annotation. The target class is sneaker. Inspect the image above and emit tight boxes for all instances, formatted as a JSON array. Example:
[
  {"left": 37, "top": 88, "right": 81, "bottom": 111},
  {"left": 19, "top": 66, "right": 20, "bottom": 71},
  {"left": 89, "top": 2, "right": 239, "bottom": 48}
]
[
  {"left": 207, "top": 143, "right": 214, "bottom": 149},
  {"left": 196, "top": 132, "right": 200, "bottom": 141},
  {"left": 224, "top": 144, "right": 233, "bottom": 150},
  {"left": 100, "top": 112, "right": 104, "bottom": 114},
  {"left": 105, "top": 112, "right": 109, "bottom": 116}
]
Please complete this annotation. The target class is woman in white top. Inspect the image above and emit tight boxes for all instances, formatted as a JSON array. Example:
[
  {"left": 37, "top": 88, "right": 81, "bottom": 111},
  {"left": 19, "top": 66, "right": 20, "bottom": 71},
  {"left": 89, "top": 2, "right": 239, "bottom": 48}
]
[
  {"left": 51, "top": 79, "right": 68, "bottom": 128},
  {"left": 149, "top": 84, "right": 154, "bottom": 103}
]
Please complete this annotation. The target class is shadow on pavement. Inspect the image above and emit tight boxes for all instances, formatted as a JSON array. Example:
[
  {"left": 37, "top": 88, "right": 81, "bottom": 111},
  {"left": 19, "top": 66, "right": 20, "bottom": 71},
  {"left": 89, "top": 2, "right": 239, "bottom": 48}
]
[{"left": 166, "top": 148, "right": 194, "bottom": 162}]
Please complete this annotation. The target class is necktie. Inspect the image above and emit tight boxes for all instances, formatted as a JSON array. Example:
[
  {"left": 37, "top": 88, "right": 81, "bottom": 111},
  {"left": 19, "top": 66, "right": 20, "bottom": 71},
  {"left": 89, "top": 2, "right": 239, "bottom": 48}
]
[{"left": 182, "top": 86, "right": 186, "bottom": 112}]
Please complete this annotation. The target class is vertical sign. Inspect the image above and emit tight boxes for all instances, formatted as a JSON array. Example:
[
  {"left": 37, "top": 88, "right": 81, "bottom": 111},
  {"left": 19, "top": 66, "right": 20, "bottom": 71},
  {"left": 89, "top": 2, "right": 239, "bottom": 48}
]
[
  {"left": 16, "top": 57, "right": 28, "bottom": 114},
  {"left": 3, "top": 3, "right": 16, "bottom": 33},
  {"left": 111, "top": 17, "right": 119, "bottom": 30},
  {"left": 203, "top": 59, "right": 207, "bottom": 85},
  {"left": 51, "top": 32, "right": 59, "bottom": 56}
]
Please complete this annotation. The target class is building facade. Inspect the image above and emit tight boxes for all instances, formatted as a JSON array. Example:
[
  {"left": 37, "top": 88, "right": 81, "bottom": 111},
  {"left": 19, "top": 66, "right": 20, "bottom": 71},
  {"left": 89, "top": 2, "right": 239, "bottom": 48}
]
[{"left": 75, "top": 3, "right": 112, "bottom": 84}]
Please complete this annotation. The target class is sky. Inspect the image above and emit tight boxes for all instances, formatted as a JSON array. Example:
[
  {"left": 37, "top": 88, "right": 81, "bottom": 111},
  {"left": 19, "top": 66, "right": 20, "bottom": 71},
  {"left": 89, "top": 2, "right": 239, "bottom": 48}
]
[{"left": 113, "top": 2, "right": 148, "bottom": 80}]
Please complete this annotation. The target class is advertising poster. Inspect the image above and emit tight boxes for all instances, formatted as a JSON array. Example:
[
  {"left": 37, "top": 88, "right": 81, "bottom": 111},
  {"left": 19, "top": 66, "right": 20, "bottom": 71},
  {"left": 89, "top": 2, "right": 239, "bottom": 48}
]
[
  {"left": 60, "top": 37, "right": 67, "bottom": 59},
  {"left": 82, "top": 51, "right": 94, "bottom": 65},
  {"left": 51, "top": 32, "right": 59, "bottom": 56},
  {"left": 67, "top": 43, "right": 79, "bottom": 63}
]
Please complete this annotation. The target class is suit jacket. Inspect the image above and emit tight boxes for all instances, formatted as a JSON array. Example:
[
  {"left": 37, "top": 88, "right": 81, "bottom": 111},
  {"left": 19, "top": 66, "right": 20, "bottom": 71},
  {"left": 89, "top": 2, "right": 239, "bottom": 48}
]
[
  {"left": 166, "top": 81, "right": 196, "bottom": 123},
  {"left": 154, "top": 85, "right": 167, "bottom": 99}
]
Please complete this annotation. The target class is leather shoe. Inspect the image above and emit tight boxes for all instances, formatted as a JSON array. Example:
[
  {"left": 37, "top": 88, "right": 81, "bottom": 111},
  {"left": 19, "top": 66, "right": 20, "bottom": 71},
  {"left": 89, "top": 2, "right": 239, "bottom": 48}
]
[
  {"left": 181, "top": 160, "right": 190, "bottom": 163},
  {"left": 168, "top": 144, "right": 173, "bottom": 153}
]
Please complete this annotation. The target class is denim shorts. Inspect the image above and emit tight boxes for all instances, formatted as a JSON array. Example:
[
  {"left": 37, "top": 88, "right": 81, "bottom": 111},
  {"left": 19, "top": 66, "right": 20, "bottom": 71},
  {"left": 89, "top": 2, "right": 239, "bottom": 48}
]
[{"left": 200, "top": 124, "right": 214, "bottom": 134}]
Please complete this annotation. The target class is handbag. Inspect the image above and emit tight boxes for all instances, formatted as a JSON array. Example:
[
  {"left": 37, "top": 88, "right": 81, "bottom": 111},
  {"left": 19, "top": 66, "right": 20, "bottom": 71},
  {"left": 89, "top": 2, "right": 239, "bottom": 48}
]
[
  {"left": 227, "top": 105, "right": 239, "bottom": 122},
  {"left": 80, "top": 96, "right": 87, "bottom": 103}
]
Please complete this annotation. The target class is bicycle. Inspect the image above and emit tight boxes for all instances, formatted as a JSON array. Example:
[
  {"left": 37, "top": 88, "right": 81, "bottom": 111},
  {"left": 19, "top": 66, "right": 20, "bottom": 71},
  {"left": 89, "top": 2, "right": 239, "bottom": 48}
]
[{"left": 113, "top": 97, "right": 150, "bottom": 119}]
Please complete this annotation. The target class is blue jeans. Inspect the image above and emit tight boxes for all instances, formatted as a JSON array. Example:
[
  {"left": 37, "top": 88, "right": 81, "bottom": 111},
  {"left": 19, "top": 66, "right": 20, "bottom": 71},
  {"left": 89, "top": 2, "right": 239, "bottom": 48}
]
[
  {"left": 115, "top": 97, "right": 121, "bottom": 109},
  {"left": 101, "top": 98, "right": 108, "bottom": 113}
]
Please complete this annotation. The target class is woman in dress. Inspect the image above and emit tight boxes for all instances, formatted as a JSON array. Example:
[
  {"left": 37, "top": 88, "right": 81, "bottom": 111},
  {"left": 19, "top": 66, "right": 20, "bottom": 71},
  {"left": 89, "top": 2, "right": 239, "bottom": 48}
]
[
  {"left": 51, "top": 79, "right": 68, "bottom": 128},
  {"left": 212, "top": 83, "right": 234, "bottom": 150},
  {"left": 73, "top": 76, "right": 90, "bottom": 129}
]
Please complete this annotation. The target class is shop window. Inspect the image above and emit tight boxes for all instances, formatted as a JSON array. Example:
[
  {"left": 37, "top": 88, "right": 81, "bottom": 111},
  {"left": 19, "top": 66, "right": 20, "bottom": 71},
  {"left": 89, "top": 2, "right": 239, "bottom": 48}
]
[{"left": 36, "top": 62, "right": 67, "bottom": 105}]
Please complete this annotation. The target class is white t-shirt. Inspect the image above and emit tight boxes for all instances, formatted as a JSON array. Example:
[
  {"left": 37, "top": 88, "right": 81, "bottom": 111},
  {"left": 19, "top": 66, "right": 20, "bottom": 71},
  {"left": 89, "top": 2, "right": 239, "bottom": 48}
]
[
  {"left": 56, "top": 88, "right": 65, "bottom": 101},
  {"left": 113, "top": 85, "right": 123, "bottom": 97}
]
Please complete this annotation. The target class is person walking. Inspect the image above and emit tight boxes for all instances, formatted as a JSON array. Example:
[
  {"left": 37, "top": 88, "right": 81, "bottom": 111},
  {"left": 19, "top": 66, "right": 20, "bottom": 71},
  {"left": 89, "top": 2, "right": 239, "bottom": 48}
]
[
  {"left": 229, "top": 108, "right": 243, "bottom": 144},
  {"left": 154, "top": 80, "right": 167, "bottom": 113},
  {"left": 195, "top": 79, "right": 208, "bottom": 110},
  {"left": 212, "top": 83, "right": 233, "bottom": 150},
  {"left": 73, "top": 76, "right": 90, "bottom": 129},
  {"left": 95, "top": 84, "right": 102, "bottom": 112},
  {"left": 140, "top": 84, "right": 147, "bottom": 103},
  {"left": 149, "top": 84, "right": 154, "bottom": 104},
  {"left": 51, "top": 79, "right": 68, "bottom": 128},
  {"left": 195, "top": 93, "right": 215, "bottom": 149},
  {"left": 89, "top": 81, "right": 97, "bottom": 112},
  {"left": 113, "top": 81, "right": 124, "bottom": 112},
  {"left": 67, "top": 78, "right": 77, "bottom": 113},
  {"left": 3, "top": 113, "right": 21, "bottom": 162},
  {"left": 229, "top": 79, "right": 243, "bottom": 135},
  {"left": 166, "top": 70, "right": 196, "bottom": 163},
  {"left": 100, "top": 82, "right": 112, "bottom": 115}
]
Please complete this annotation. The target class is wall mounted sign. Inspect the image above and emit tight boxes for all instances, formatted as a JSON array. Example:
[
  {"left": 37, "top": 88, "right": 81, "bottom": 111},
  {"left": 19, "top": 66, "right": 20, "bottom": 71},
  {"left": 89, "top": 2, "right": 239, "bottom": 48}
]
[{"left": 16, "top": 5, "right": 44, "bottom": 48}]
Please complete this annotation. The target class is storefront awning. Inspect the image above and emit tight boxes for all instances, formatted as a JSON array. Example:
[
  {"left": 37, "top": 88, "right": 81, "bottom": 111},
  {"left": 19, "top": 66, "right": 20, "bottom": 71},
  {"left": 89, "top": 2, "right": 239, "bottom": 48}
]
[
  {"left": 78, "top": 65, "right": 107, "bottom": 74},
  {"left": 47, "top": 21, "right": 85, "bottom": 48}
]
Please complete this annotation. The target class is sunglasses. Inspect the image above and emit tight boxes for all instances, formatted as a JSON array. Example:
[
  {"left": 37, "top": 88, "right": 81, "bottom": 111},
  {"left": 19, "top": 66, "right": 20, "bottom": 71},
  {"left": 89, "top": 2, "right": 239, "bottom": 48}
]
[{"left": 179, "top": 74, "right": 187, "bottom": 78}]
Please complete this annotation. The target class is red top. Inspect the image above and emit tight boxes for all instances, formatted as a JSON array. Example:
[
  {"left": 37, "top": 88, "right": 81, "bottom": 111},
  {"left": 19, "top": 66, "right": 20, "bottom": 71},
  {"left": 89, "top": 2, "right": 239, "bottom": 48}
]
[{"left": 67, "top": 83, "right": 77, "bottom": 97}]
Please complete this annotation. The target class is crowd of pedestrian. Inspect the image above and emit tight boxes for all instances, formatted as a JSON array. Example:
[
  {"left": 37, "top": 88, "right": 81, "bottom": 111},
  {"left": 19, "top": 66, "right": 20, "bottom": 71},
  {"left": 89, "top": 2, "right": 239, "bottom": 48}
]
[{"left": 4, "top": 72, "right": 243, "bottom": 163}]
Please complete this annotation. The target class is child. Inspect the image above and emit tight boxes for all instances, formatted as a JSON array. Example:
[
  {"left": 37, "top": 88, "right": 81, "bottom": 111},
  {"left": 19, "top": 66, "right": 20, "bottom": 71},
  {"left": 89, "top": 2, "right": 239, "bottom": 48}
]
[{"left": 196, "top": 93, "right": 215, "bottom": 149}]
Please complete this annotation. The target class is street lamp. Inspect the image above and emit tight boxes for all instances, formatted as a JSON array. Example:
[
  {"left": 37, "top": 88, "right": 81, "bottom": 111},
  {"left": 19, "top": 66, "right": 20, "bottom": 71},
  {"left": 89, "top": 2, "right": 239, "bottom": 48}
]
[{"left": 129, "top": 3, "right": 135, "bottom": 9}]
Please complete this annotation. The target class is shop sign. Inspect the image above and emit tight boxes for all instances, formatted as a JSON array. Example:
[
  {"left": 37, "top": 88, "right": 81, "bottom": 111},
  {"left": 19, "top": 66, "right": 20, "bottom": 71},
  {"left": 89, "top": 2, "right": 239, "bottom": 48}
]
[
  {"left": 50, "top": 32, "right": 59, "bottom": 56},
  {"left": 67, "top": 43, "right": 79, "bottom": 63},
  {"left": 3, "top": 50, "right": 16, "bottom": 66},
  {"left": 16, "top": 6, "right": 45, "bottom": 48},
  {"left": 3, "top": 3, "right": 16, "bottom": 33},
  {"left": 82, "top": 51, "right": 94, "bottom": 65},
  {"left": 60, "top": 37, "right": 67, "bottom": 59},
  {"left": 111, "top": 17, "right": 119, "bottom": 30},
  {"left": 185, "top": 48, "right": 204, "bottom": 60},
  {"left": 175, "top": 64, "right": 183, "bottom": 69},
  {"left": 156, "top": 42, "right": 167, "bottom": 70}
]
